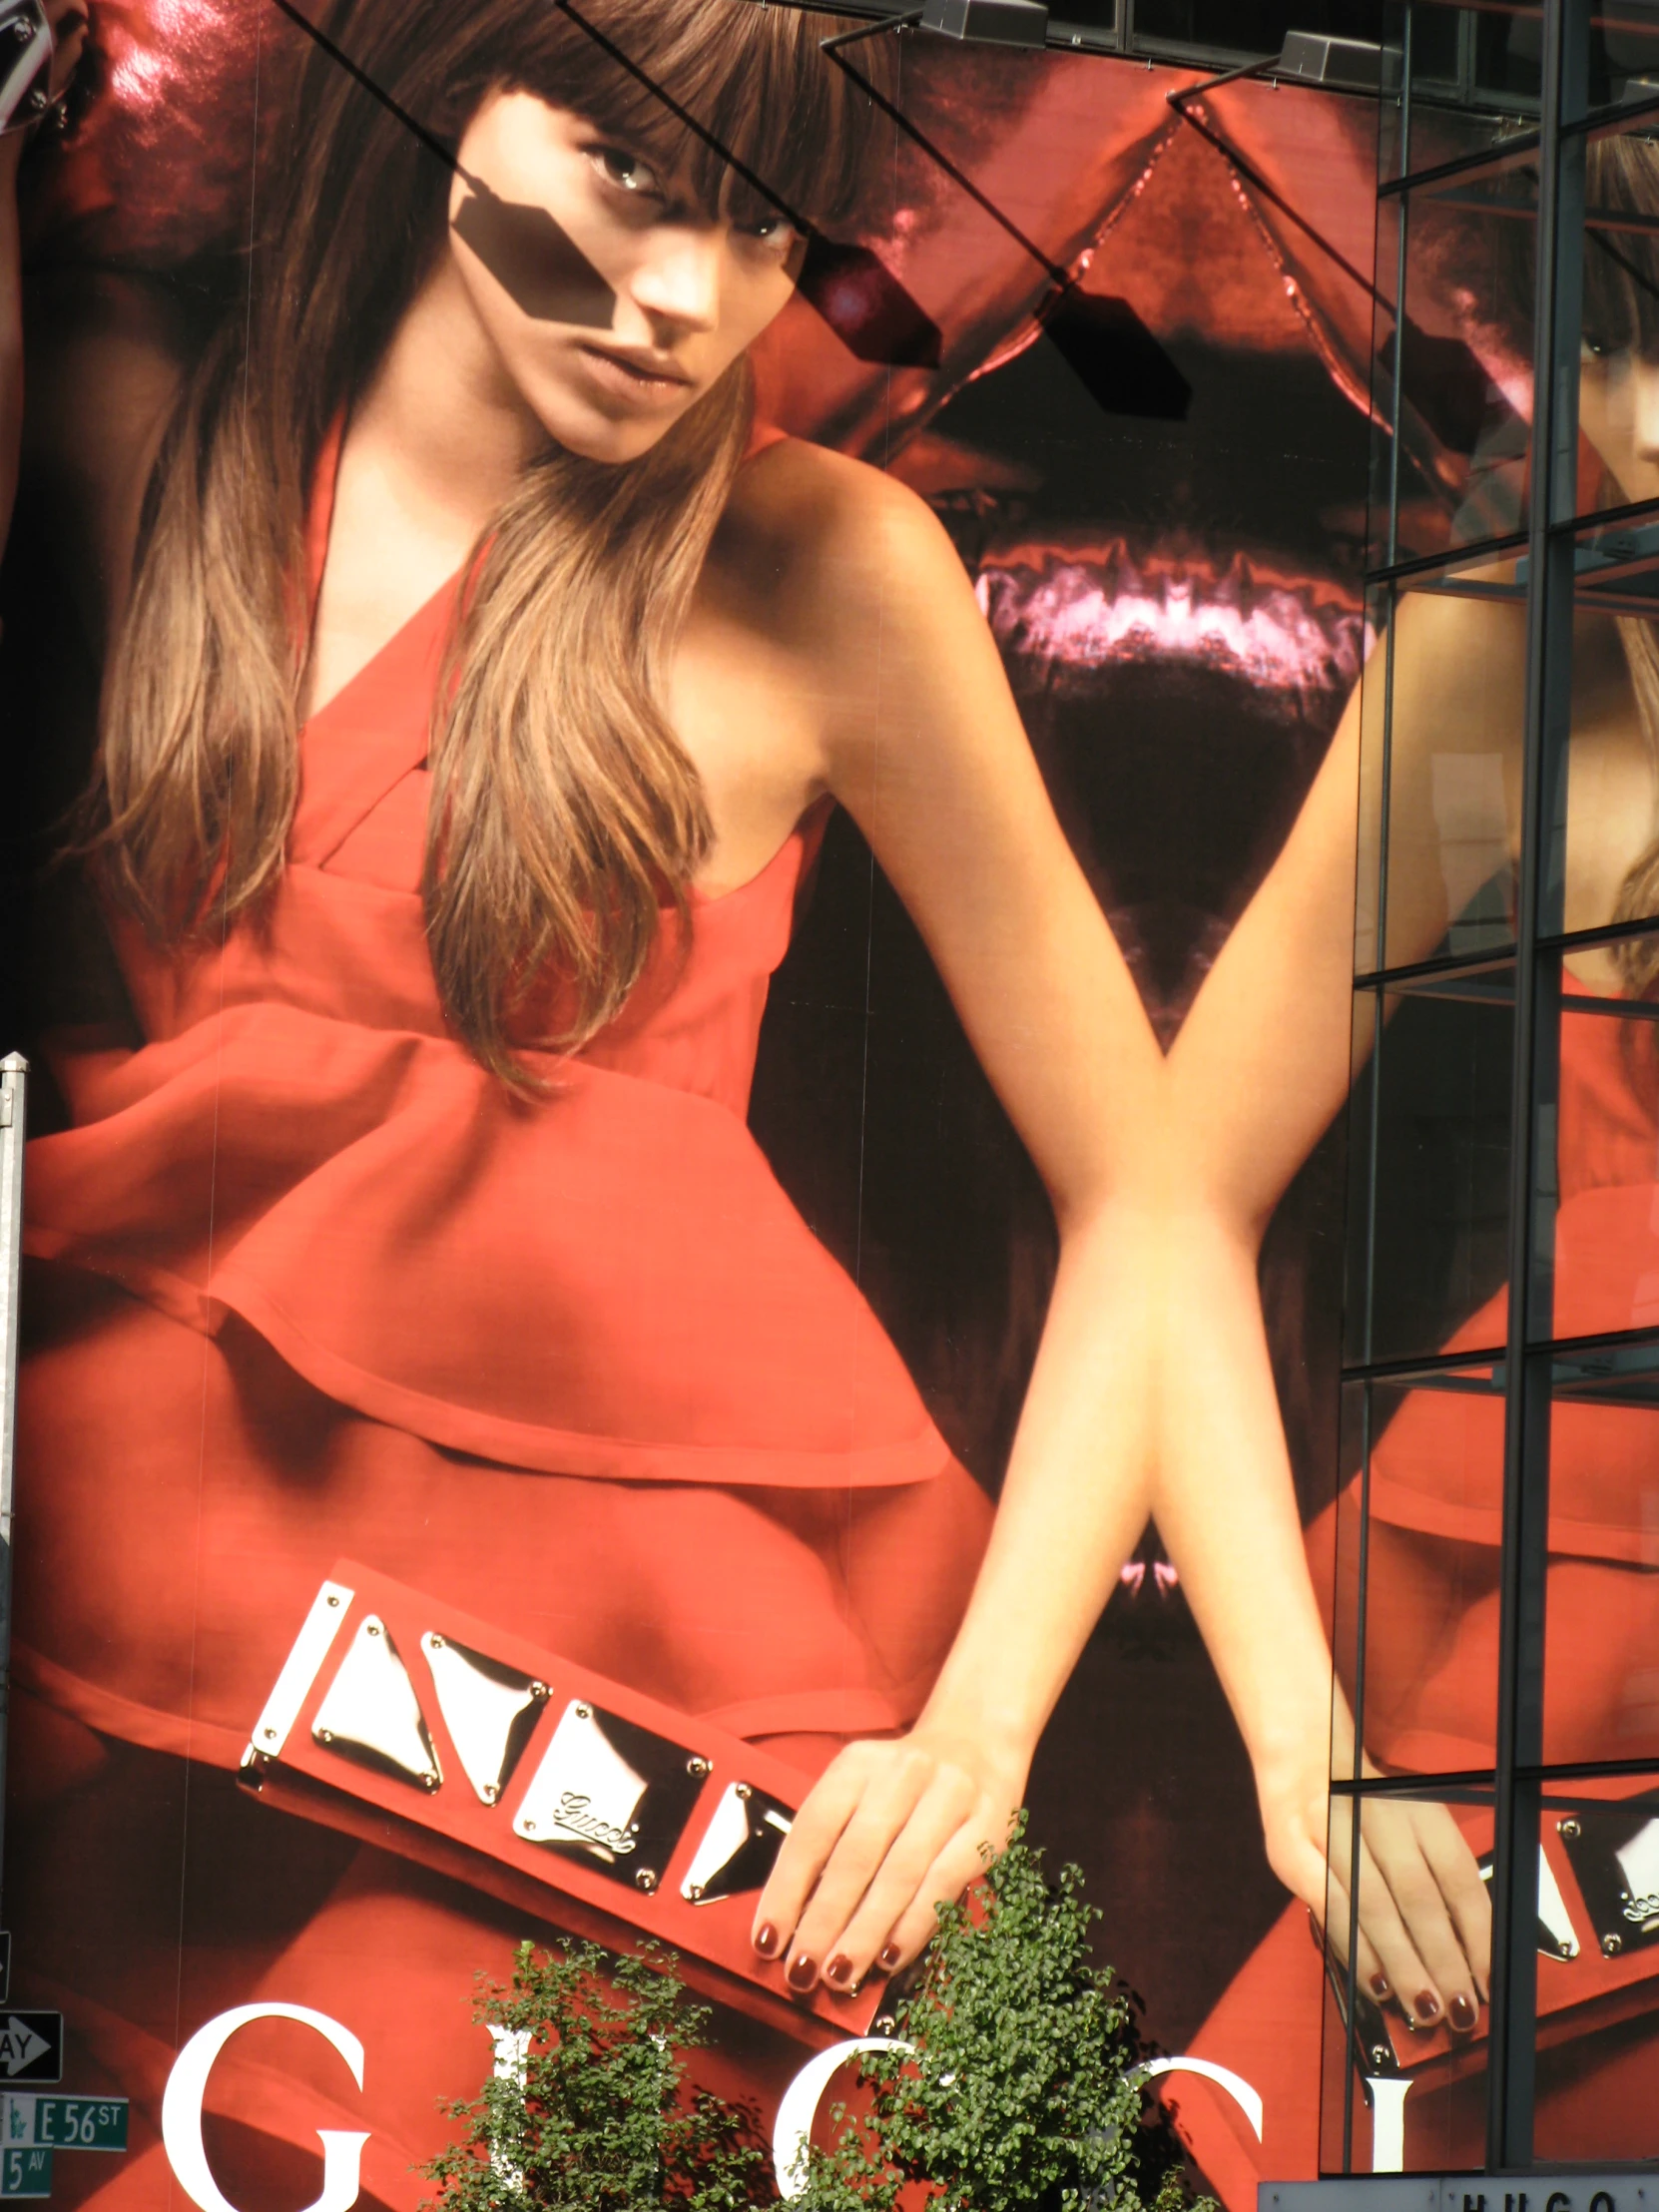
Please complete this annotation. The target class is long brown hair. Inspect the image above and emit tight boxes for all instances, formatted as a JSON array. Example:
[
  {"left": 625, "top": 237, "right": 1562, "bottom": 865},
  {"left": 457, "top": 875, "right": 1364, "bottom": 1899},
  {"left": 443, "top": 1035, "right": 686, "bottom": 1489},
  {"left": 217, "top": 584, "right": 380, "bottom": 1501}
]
[{"left": 92, "top": 0, "right": 881, "bottom": 1077}]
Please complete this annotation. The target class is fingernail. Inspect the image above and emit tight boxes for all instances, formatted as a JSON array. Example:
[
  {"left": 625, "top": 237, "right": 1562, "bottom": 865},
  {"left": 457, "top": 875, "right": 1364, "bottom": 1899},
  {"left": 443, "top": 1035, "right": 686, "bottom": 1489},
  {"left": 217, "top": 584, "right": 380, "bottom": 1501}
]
[
  {"left": 1412, "top": 1990, "right": 1440, "bottom": 2023},
  {"left": 825, "top": 1954, "right": 855, "bottom": 1991},
  {"left": 754, "top": 1924, "right": 780, "bottom": 1959},
  {"left": 1448, "top": 1991, "right": 1477, "bottom": 2032},
  {"left": 787, "top": 1952, "right": 818, "bottom": 1993},
  {"left": 878, "top": 1942, "right": 902, "bottom": 1971},
  {"left": 1370, "top": 1973, "right": 1390, "bottom": 2001}
]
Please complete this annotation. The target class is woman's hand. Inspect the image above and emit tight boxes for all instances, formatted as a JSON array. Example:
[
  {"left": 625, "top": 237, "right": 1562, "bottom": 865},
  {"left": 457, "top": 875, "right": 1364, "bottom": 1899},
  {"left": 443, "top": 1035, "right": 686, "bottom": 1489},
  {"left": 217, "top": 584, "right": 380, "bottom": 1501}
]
[
  {"left": 1257, "top": 1739, "right": 1491, "bottom": 2036},
  {"left": 751, "top": 1719, "right": 1029, "bottom": 1995}
]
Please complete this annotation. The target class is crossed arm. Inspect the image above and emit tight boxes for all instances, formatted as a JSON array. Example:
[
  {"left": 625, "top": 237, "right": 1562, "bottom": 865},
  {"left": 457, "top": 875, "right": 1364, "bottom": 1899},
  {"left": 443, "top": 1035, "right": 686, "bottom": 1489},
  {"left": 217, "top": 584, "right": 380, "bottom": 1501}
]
[
  {"left": 751, "top": 506, "right": 1512, "bottom": 2025},
  {"left": 1153, "top": 584, "right": 1527, "bottom": 2029},
  {"left": 741, "top": 449, "right": 1165, "bottom": 1995}
]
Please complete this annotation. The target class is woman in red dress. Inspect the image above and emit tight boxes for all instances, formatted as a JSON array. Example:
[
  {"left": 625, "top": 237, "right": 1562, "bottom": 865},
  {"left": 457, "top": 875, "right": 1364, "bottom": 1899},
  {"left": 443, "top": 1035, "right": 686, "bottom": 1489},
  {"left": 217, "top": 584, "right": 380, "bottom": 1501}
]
[
  {"left": 1154, "top": 135, "right": 1659, "bottom": 2194},
  {"left": 0, "top": 0, "right": 1165, "bottom": 2200}
]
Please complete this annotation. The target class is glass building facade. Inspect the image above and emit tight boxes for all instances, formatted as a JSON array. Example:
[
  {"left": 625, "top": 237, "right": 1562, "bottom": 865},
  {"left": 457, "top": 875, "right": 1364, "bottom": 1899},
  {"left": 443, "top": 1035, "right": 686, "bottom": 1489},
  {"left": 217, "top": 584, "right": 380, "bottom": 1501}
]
[{"left": 1329, "top": 0, "right": 1659, "bottom": 2174}]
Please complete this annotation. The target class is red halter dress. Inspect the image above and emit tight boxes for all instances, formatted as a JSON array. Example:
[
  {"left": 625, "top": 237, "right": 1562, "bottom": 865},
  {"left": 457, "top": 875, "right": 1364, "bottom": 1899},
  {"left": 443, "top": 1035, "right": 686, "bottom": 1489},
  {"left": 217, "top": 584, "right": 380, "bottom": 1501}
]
[
  {"left": 8, "top": 433, "right": 993, "bottom": 2207},
  {"left": 1173, "top": 977, "right": 1659, "bottom": 2202}
]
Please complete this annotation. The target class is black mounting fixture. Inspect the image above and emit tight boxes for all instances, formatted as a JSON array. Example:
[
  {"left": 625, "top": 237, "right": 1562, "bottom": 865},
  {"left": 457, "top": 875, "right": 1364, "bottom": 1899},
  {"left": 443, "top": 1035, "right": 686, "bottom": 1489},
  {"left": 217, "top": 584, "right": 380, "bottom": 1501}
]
[
  {"left": 769, "top": 0, "right": 1409, "bottom": 72},
  {"left": 918, "top": 0, "right": 1049, "bottom": 45},
  {"left": 1274, "top": 28, "right": 1395, "bottom": 91}
]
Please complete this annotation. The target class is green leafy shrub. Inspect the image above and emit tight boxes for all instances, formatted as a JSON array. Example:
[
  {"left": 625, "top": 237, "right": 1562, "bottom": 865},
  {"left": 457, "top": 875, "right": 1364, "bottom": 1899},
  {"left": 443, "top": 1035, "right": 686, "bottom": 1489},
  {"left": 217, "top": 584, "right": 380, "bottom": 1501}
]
[
  {"left": 422, "top": 1937, "right": 772, "bottom": 2212},
  {"left": 796, "top": 1819, "right": 1211, "bottom": 2212},
  {"left": 424, "top": 1822, "right": 1212, "bottom": 2212}
]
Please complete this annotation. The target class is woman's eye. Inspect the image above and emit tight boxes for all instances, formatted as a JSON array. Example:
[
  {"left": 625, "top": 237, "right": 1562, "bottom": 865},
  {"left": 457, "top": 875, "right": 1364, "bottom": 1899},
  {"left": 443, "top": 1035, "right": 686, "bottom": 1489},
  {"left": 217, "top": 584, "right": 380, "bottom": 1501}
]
[
  {"left": 740, "top": 213, "right": 801, "bottom": 253},
  {"left": 591, "top": 147, "right": 662, "bottom": 200}
]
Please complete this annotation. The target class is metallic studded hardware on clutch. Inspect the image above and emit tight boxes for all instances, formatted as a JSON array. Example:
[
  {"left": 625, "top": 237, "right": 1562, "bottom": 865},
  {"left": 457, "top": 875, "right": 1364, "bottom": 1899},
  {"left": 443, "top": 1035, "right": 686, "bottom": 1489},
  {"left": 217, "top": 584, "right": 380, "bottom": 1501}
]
[
  {"left": 1328, "top": 1798, "right": 1659, "bottom": 2084},
  {"left": 240, "top": 1560, "right": 876, "bottom": 2039},
  {"left": 0, "top": 0, "right": 58, "bottom": 137}
]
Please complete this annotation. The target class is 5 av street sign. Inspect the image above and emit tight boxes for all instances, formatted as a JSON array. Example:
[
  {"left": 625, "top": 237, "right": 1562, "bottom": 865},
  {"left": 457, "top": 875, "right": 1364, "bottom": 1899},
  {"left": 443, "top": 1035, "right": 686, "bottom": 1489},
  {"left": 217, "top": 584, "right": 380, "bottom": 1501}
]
[
  {"left": 0, "top": 2147, "right": 51, "bottom": 2199},
  {"left": 0, "top": 2022, "right": 59, "bottom": 2088}
]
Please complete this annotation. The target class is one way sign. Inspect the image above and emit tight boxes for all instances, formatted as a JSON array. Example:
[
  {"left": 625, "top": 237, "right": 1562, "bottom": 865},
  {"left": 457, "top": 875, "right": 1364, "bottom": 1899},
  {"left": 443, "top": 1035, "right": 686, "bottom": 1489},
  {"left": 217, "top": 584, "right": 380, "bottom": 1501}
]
[{"left": 0, "top": 2020, "right": 60, "bottom": 2086}]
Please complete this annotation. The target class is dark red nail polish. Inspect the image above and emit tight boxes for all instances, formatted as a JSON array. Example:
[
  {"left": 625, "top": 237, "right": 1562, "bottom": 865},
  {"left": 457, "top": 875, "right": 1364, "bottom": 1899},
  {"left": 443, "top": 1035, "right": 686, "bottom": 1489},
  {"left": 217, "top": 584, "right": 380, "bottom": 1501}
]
[
  {"left": 787, "top": 1952, "right": 818, "bottom": 1992},
  {"left": 878, "top": 1942, "right": 902, "bottom": 1971},
  {"left": 1370, "top": 1973, "right": 1390, "bottom": 2001},
  {"left": 1448, "top": 1991, "right": 1476, "bottom": 2032},
  {"left": 754, "top": 1924, "right": 780, "bottom": 1959},
  {"left": 825, "top": 1954, "right": 854, "bottom": 1990},
  {"left": 1412, "top": 1989, "right": 1440, "bottom": 2023}
]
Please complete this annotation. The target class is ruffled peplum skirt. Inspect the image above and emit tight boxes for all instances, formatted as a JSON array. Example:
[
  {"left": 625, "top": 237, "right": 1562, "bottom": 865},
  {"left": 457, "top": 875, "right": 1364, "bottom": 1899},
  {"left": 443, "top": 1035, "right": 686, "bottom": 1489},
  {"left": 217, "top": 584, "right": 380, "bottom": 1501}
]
[{"left": 9, "top": 979, "right": 993, "bottom": 2209}]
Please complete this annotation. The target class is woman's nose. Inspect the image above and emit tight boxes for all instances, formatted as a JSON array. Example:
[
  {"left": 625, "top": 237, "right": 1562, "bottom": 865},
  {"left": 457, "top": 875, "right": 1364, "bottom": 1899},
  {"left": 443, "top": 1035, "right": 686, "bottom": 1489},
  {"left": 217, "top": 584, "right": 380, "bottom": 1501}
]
[{"left": 629, "top": 229, "right": 723, "bottom": 335}]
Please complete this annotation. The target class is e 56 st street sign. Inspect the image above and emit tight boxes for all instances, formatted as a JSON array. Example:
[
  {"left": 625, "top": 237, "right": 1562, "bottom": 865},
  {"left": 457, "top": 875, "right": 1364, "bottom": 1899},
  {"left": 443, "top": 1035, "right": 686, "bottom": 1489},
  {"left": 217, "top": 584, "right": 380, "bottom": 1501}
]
[{"left": 4, "top": 2094, "right": 128, "bottom": 2152}]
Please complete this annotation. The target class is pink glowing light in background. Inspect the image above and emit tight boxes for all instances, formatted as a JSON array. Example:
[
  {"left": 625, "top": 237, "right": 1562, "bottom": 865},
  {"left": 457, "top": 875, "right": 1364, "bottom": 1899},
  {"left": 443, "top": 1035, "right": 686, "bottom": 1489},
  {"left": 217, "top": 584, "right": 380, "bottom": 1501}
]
[{"left": 977, "top": 541, "right": 1365, "bottom": 705}]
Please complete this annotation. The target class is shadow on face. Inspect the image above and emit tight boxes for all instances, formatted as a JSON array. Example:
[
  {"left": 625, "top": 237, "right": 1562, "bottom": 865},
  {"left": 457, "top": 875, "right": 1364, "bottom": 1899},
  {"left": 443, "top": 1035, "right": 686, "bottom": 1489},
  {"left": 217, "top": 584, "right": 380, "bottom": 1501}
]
[{"left": 452, "top": 181, "right": 616, "bottom": 329}]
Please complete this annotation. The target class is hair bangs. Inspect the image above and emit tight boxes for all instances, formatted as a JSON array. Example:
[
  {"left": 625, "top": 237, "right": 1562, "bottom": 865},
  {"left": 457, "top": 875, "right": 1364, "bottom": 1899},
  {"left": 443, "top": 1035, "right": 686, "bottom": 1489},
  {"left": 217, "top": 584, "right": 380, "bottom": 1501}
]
[
  {"left": 1584, "top": 134, "right": 1659, "bottom": 359},
  {"left": 531, "top": 0, "right": 889, "bottom": 235}
]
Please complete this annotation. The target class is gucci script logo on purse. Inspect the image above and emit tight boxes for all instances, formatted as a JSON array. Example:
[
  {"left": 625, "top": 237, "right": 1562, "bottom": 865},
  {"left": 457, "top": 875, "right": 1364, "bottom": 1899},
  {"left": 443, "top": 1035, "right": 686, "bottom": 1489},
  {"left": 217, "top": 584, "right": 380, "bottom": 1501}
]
[{"left": 552, "top": 1790, "right": 639, "bottom": 1854}]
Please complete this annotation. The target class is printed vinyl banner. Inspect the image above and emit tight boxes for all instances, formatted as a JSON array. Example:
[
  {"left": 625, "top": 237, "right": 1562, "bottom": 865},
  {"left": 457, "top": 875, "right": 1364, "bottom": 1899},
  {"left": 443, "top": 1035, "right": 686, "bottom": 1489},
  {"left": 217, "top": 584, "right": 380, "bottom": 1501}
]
[{"left": 5, "top": 0, "right": 1652, "bottom": 2204}]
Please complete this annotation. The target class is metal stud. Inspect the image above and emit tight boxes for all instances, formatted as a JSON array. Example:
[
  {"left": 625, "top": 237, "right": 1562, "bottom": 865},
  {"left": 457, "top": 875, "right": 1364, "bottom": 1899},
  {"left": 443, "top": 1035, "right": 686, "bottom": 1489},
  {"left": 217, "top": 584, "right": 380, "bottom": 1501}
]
[
  {"left": 310, "top": 1614, "right": 443, "bottom": 1791},
  {"left": 1604, "top": 1932, "right": 1624, "bottom": 1956},
  {"left": 422, "top": 1632, "right": 545, "bottom": 1807},
  {"left": 636, "top": 1868, "right": 659, "bottom": 1893},
  {"left": 1560, "top": 1818, "right": 1581, "bottom": 1840}
]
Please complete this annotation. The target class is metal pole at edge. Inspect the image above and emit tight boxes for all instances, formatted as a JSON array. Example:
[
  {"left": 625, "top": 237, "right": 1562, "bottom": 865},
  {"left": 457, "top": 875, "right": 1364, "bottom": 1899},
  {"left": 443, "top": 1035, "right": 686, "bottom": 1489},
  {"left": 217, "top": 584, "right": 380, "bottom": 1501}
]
[{"left": 0, "top": 1053, "right": 28, "bottom": 1922}]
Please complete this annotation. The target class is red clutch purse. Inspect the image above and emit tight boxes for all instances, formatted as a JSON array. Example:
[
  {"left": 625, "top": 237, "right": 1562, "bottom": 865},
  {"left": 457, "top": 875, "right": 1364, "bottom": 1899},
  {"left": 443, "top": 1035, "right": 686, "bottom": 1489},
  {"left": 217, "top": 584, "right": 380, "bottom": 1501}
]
[{"left": 240, "top": 1558, "right": 883, "bottom": 2047}]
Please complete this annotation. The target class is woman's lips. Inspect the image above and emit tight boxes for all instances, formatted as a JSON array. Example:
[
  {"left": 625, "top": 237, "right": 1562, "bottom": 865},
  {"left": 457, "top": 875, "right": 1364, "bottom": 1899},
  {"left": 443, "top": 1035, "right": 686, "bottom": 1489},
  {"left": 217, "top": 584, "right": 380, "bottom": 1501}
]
[{"left": 574, "top": 342, "right": 694, "bottom": 409}]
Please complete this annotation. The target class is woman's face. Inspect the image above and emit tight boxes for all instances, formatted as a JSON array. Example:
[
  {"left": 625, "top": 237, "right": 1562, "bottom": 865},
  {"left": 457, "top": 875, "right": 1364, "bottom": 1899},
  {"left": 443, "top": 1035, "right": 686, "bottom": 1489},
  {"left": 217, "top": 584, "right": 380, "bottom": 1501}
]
[
  {"left": 447, "top": 91, "right": 805, "bottom": 462},
  {"left": 1579, "top": 342, "right": 1659, "bottom": 505}
]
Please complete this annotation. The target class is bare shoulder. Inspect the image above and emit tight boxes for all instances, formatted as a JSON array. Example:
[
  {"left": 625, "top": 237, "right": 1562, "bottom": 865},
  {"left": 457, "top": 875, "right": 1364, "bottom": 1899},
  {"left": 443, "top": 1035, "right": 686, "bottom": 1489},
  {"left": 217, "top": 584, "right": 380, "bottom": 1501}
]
[
  {"left": 713, "top": 434, "right": 974, "bottom": 649},
  {"left": 707, "top": 433, "right": 1027, "bottom": 814}
]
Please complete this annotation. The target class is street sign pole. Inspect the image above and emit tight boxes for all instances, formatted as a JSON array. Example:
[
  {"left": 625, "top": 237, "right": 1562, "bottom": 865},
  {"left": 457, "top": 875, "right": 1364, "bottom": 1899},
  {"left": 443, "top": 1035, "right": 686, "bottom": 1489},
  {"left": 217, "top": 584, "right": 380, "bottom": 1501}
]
[{"left": 0, "top": 1056, "right": 27, "bottom": 1933}]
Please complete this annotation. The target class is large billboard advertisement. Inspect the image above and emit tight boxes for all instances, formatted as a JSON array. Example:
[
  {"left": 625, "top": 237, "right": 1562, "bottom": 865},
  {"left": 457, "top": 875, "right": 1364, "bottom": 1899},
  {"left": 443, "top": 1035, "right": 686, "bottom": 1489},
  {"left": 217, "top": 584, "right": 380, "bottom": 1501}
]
[{"left": 13, "top": 0, "right": 1642, "bottom": 2203}]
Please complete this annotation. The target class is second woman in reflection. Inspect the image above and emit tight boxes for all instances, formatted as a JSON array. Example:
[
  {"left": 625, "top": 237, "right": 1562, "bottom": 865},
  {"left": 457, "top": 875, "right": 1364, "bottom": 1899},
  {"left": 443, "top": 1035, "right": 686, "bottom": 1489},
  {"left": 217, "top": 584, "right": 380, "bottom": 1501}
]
[{"left": 1156, "top": 133, "right": 1659, "bottom": 2191}]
